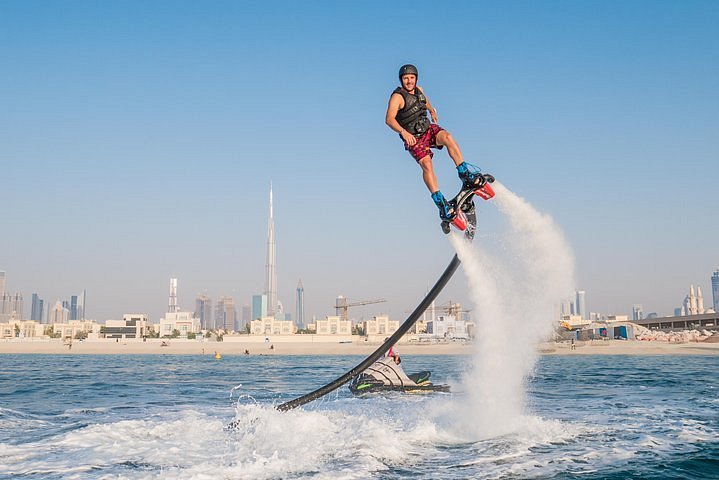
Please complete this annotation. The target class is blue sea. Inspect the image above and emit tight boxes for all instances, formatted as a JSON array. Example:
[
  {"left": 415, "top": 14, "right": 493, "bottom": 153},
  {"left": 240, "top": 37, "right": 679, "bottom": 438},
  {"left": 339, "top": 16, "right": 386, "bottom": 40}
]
[{"left": 1, "top": 354, "right": 717, "bottom": 479}]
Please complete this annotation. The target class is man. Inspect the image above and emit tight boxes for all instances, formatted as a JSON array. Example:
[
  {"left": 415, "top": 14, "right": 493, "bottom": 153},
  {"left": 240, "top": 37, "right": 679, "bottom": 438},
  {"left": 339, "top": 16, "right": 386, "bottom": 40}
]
[
  {"left": 386, "top": 341, "right": 401, "bottom": 365},
  {"left": 385, "top": 64, "right": 484, "bottom": 221}
]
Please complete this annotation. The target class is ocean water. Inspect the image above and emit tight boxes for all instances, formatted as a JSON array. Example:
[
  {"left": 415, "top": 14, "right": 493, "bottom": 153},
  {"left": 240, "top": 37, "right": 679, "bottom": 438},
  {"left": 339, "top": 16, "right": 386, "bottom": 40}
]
[{"left": 1, "top": 353, "right": 717, "bottom": 479}]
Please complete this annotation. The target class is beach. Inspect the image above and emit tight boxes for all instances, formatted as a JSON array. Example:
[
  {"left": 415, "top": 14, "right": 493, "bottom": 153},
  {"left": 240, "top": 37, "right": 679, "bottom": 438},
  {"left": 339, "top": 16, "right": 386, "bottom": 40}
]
[{"left": 1, "top": 338, "right": 718, "bottom": 355}]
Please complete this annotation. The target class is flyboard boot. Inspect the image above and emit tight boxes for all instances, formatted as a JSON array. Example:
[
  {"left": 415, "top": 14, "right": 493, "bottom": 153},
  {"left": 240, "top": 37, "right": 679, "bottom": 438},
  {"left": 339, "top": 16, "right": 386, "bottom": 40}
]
[
  {"left": 439, "top": 163, "right": 497, "bottom": 236},
  {"left": 433, "top": 191, "right": 468, "bottom": 234},
  {"left": 457, "top": 162, "right": 495, "bottom": 200}
]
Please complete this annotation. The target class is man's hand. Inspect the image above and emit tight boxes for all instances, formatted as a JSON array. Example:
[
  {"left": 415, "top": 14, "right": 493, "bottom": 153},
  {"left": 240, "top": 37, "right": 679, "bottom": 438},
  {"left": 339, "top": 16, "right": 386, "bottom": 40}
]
[{"left": 401, "top": 130, "right": 417, "bottom": 146}]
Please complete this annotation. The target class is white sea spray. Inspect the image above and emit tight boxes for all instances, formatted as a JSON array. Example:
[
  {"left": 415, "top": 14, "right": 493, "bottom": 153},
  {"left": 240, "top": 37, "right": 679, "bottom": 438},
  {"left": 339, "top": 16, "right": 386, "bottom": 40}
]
[{"left": 447, "top": 182, "right": 576, "bottom": 439}]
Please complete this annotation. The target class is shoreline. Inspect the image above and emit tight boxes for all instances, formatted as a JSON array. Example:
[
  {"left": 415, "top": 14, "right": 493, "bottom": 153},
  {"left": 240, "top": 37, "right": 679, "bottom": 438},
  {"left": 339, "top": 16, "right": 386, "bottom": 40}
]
[{"left": 1, "top": 339, "right": 718, "bottom": 356}]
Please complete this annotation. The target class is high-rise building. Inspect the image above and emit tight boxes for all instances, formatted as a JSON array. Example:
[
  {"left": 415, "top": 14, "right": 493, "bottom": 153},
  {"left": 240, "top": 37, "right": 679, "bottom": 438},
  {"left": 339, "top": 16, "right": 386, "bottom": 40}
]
[
  {"left": 77, "top": 290, "right": 86, "bottom": 320},
  {"left": 575, "top": 290, "right": 587, "bottom": 320},
  {"left": 215, "top": 297, "right": 236, "bottom": 332},
  {"left": 31, "top": 293, "right": 44, "bottom": 322},
  {"left": 168, "top": 278, "right": 178, "bottom": 313},
  {"left": 264, "top": 185, "right": 278, "bottom": 317},
  {"left": 0, "top": 272, "right": 9, "bottom": 322},
  {"left": 712, "top": 269, "right": 719, "bottom": 312},
  {"left": 241, "top": 304, "right": 251, "bottom": 332},
  {"left": 195, "top": 294, "right": 213, "bottom": 330},
  {"left": 70, "top": 295, "right": 78, "bottom": 321},
  {"left": 49, "top": 301, "right": 69, "bottom": 323},
  {"left": 296, "top": 280, "right": 305, "bottom": 329},
  {"left": 632, "top": 304, "right": 643, "bottom": 321},
  {"left": 252, "top": 294, "right": 267, "bottom": 320},
  {"left": 7, "top": 292, "right": 23, "bottom": 320}
]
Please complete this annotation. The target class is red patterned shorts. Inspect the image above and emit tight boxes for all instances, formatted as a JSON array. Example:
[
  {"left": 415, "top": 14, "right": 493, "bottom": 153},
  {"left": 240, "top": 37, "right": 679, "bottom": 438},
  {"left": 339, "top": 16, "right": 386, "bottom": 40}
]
[{"left": 403, "top": 123, "right": 445, "bottom": 162}]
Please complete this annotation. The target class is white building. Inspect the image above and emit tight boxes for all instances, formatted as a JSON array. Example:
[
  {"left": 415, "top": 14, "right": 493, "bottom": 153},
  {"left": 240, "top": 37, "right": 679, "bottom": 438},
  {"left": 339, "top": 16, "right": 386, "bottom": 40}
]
[
  {"left": 561, "top": 314, "right": 591, "bottom": 329},
  {"left": 315, "top": 315, "right": 351, "bottom": 335},
  {"left": 682, "top": 284, "right": 706, "bottom": 316},
  {"left": 363, "top": 315, "right": 400, "bottom": 336},
  {"left": 0, "top": 320, "right": 45, "bottom": 339},
  {"left": 427, "top": 315, "right": 472, "bottom": 340},
  {"left": 159, "top": 311, "right": 200, "bottom": 337},
  {"left": 52, "top": 320, "right": 99, "bottom": 339},
  {"left": 250, "top": 316, "right": 297, "bottom": 335},
  {"left": 104, "top": 314, "right": 152, "bottom": 339}
]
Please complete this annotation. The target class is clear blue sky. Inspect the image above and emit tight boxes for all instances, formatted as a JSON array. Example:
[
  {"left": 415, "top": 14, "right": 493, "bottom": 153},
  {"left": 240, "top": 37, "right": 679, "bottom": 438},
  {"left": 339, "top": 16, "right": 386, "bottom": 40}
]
[{"left": 2, "top": 0, "right": 717, "bottom": 322}]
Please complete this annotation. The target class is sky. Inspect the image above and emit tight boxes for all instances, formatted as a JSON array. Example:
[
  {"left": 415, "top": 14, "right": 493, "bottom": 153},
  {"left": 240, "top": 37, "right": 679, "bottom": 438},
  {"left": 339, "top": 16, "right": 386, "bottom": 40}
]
[{"left": 1, "top": 0, "right": 717, "bottom": 323}]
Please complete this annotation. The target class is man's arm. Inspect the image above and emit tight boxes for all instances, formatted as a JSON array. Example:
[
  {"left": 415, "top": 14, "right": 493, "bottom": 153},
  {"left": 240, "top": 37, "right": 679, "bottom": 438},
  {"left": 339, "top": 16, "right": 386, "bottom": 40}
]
[
  {"left": 386, "top": 93, "right": 417, "bottom": 146},
  {"left": 417, "top": 86, "right": 438, "bottom": 123}
]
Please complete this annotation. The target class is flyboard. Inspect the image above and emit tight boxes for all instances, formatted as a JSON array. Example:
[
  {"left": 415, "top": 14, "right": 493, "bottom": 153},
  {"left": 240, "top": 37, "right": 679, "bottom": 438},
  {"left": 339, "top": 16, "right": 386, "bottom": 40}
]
[{"left": 231, "top": 174, "right": 495, "bottom": 417}]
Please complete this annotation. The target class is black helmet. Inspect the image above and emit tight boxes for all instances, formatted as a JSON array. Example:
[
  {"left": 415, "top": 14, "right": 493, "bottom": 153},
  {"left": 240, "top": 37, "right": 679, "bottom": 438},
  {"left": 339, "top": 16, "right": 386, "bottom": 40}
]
[{"left": 398, "top": 64, "right": 418, "bottom": 80}]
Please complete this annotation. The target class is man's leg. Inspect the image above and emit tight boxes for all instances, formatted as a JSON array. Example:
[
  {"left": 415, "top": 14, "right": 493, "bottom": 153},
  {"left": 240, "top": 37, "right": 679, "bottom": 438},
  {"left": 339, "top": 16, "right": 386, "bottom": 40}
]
[
  {"left": 435, "top": 130, "right": 464, "bottom": 167},
  {"left": 418, "top": 155, "right": 454, "bottom": 220},
  {"left": 436, "top": 129, "right": 484, "bottom": 187},
  {"left": 417, "top": 155, "right": 438, "bottom": 193}
]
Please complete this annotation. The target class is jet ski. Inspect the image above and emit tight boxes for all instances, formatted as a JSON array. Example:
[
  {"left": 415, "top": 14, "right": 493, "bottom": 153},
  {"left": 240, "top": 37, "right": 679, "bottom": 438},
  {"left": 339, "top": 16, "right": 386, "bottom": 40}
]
[{"left": 348, "top": 357, "right": 450, "bottom": 394}]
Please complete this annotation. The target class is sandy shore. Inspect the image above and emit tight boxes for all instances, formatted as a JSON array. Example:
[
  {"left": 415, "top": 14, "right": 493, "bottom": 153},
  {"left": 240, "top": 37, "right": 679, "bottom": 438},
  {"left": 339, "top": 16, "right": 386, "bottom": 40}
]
[{"left": 1, "top": 339, "right": 718, "bottom": 355}]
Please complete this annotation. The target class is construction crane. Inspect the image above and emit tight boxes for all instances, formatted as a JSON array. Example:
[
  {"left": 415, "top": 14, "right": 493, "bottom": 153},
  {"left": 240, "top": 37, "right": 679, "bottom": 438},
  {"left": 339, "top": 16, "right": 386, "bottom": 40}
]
[
  {"left": 334, "top": 296, "right": 387, "bottom": 322},
  {"left": 434, "top": 301, "right": 471, "bottom": 318}
]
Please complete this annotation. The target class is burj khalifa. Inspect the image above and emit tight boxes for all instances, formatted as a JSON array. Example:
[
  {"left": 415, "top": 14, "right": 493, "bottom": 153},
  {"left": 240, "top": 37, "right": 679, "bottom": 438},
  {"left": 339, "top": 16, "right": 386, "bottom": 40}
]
[{"left": 264, "top": 184, "right": 277, "bottom": 317}]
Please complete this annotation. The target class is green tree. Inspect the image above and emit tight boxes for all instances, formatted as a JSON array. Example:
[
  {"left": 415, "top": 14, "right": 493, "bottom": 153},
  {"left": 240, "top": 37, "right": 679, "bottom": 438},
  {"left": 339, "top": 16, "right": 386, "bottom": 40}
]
[
  {"left": 187, "top": 332, "right": 196, "bottom": 340},
  {"left": 171, "top": 329, "right": 180, "bottom": 338}
]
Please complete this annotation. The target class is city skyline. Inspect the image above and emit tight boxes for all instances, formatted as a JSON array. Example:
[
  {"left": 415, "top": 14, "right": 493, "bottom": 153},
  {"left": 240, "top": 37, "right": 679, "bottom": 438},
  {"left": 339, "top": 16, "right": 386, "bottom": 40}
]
[
  {"left": 2, "top": 2, "right": 717, "bottom": 323},
  {"left": 4, "top": 265, "right": 719, "bottom": 324}
]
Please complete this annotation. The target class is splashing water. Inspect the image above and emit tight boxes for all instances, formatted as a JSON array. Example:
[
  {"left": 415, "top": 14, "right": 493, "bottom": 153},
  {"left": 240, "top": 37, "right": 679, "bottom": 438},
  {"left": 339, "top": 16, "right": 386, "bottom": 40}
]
[{"left": 447, "top": 182, "right": 576, "bottom": 440}]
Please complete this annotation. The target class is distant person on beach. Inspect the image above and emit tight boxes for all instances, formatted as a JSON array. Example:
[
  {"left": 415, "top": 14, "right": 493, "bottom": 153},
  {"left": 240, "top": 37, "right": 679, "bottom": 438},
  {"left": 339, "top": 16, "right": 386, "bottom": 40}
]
[{"left": 385, "top": 64, "right": 485, "bottom": 222}]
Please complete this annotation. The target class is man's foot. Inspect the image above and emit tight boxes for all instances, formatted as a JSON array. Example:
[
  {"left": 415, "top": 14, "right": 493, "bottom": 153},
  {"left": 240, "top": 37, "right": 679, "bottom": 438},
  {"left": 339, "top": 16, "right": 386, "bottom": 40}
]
[
  {"left": 431, "top": 191, "right": 455, "bottom": 221},
  {"left": 457, "top": 162, "right": 486, "bottom": 189}
]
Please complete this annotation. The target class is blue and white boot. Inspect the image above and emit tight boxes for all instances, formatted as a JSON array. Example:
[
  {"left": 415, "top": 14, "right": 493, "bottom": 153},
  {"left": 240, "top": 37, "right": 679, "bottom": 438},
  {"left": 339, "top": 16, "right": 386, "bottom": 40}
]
[
  {"left": 457, "top": 162, "right": 486, "bottom": 189},
  {"left": 431, "top": 191, "right": 455, "bottom": 222}
]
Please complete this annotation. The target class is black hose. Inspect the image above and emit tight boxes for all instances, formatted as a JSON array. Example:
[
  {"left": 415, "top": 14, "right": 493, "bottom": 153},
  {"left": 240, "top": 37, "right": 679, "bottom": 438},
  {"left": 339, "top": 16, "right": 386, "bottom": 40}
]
[{"left": 276, "top": 254, "right": 461, "bottom": 411}]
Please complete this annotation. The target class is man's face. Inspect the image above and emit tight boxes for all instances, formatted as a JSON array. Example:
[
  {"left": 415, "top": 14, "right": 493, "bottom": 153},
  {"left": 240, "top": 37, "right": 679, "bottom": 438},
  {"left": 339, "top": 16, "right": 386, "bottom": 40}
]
[{"left": 401, "top": 74, "right": 417, "bottom": 91}]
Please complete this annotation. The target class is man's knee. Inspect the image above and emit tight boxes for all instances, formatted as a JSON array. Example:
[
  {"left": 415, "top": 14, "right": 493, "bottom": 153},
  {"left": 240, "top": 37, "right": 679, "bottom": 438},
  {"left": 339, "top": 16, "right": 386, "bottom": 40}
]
[
  {"left": 437, "top": 130, "right": 455, "bottom": 146},
  {"left": 417, "top": 156, "right": 433, "bottom": 171}
]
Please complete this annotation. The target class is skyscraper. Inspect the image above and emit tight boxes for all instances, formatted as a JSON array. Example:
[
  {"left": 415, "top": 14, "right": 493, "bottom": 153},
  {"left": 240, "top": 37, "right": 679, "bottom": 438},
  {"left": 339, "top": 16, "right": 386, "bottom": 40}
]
[
  {"left": 0, "top": 272, "right": 8, "bottom": 322},
  {"left": 168, "top": 278, "right": 178, "bottom": 313},
  {"left": 241, "top": 304, "right": 251, "bottom": 332},
  {"left": 6, "top": 292, "right": 23, "bottom": 320},
  {"left": 195, "top": 294, "right": 213, "bottom": 330},
  {"left": 575, "top": 290, "right": 587, "bottom": 320},
  {"left": 49, "top": 301, "right": 69, "bottom": 323},
  {"left": 632, "top": 304, "right": 643, "bottom": 321},
  {"left": 215, "top": 297, "right": 236, "bottom": 332},
  {"left": 296, "top": 280, "right": 305, "bottom": 329},
  {"left": 70, "top": 295, "right": 78, "bottom": 321},
  {"left": 252, "top": 294, "right": 267, "bottom": 320},
  {"left": 264, "top": 184, "right": 278, "bottom": 317},
  {"left": 77, "top": 290, "right": 86, "bottom": 320},
  {"left": 295, "top": 279, "right": 305, "bottom": 328},
  {"left": 712, "top": 269, "right": 719, "bottom": 312},
  {"left": 31, "top": 293, "right": 44, "bottom": 322}
]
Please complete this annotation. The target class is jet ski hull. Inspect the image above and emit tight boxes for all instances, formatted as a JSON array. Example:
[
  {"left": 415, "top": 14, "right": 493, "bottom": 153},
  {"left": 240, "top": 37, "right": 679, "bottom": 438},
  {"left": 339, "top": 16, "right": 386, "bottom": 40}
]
[{"left": 348, "top": 358, "right": 450, "bottom": 395}]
